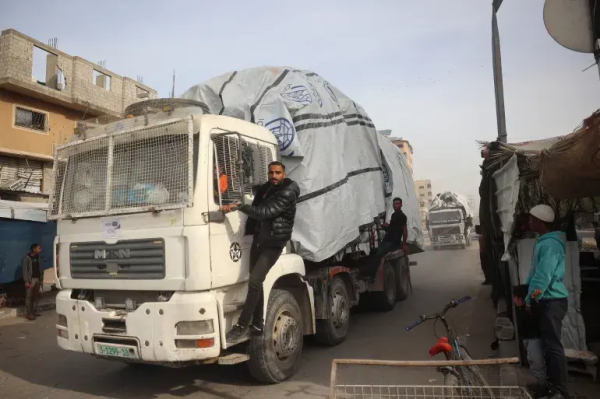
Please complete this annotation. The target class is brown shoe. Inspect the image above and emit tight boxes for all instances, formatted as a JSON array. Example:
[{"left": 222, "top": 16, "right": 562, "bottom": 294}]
[{"left": 25, "top": 314, "right": 36, "bottom": 321}]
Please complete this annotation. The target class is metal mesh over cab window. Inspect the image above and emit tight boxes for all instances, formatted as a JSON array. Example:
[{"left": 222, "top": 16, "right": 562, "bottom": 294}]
[
  {"left": 49, "top": 119, "right": 193, "bottom": 219},
  {"left": 212, "top": 135, "right": 274, "bottom": 205}
]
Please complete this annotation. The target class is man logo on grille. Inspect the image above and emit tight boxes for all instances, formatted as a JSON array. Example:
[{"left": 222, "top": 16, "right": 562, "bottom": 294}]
[
  {"left": 229, "top": 242, "right": 242, "bottom": 262},
  {"left": 94, "top": 249, "right": 130, "bottom": 259},
  {"left": 265, "top": 118, "right": 295, "bottom": 152}
]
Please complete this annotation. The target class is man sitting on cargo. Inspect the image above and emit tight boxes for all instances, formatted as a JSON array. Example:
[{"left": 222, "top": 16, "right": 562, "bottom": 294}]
[
  {"left": 221, "top": 161, "right": 300, "bottom": 344},
  {"left": 364, "top": 197, "right": 408, "bottom": 279}
]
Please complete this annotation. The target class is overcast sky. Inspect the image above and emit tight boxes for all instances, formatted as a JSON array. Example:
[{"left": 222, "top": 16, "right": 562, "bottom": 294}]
[{"left": 2, "top": 0, "right": 599, "bottom": 201}]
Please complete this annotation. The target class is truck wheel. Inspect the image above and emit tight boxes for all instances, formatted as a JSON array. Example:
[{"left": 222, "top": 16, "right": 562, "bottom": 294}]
[
  {"left": 371, "top": 262, "right": 397, "bottom": 311},
  {"left": 247, "top": 289, "right": 303, "bottom": 384},
  {"left": 316, "top": 276, "right": 350, "bottom": 346},
  {"left": 395, "top": 257, "right": 410, "bottom": 302}
]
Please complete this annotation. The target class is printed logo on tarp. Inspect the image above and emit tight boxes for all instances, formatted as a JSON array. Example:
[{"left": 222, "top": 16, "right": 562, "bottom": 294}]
[
  {"left": 308, "top": 83, "right": 323, "bottom": 107},
  {"left": 323, "top": 81, "right": 337, "bottom": 102},
  {"left": 266, "top": 118, "right": 295, "bottom": 151},
  {"left": 280, "top": 85, "right": 312, "bottom": 105}
]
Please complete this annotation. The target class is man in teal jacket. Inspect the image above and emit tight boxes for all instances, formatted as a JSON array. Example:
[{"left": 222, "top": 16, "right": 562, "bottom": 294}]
[{"left": 522, "top": 204, "right": 570, "bottom": 399}]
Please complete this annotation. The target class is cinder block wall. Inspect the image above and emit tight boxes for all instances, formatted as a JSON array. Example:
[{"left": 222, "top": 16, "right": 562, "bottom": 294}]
[{"left": 0, "top": 29, "right": 157, "bottom": 117}]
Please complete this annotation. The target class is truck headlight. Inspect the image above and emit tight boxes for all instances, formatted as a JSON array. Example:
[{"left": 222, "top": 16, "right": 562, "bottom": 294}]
[{"left": 176, "top": 320, "right": 214, "bottom": 335}]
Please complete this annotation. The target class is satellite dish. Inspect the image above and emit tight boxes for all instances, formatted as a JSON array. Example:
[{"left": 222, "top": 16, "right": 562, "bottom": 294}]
[{"left": 543, "top": 0, "right": 594, "bottom": 53}]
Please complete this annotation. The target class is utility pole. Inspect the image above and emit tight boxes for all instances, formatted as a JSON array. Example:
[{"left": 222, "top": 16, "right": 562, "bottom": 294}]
[
  {"left": 492, "top": 0, "right": 507, "bottom": 143},
  {"left": 171, "top": 70, "right": 176, "bottom": 98}
]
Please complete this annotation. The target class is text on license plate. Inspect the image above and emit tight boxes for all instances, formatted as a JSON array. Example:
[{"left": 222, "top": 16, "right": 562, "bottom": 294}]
[{"left": 96, "top": 343, "right": 137, "bottom": 358}]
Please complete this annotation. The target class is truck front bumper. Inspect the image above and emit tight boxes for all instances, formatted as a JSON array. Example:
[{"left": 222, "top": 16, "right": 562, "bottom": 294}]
[
  {"left": 56, "top": 290, "right": 221, "bottom": 363},
  {"left": 431, "top": 235, "right": 465, "bottom": 247}
]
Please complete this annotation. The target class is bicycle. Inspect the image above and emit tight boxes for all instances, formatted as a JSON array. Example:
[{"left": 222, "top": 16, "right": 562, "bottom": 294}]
[{"left": 405, "top": 295, "right": 495, "bottom": 397}]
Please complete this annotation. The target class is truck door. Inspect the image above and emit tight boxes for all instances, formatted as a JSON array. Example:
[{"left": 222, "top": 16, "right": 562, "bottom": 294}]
[{"left": 208, "top": 134, "right": 274, "bottom": 289}]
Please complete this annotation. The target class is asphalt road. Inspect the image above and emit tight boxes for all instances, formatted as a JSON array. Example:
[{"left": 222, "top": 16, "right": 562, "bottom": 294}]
[{"left": 0, "top": 245, "right": 496, "bottom": 399}]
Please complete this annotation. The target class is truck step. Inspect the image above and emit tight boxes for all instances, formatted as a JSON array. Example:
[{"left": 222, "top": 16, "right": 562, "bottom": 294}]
[
  {"left": 222, "top": 302, "right": 244, "bottom": 313},
  {"left": 218, "top": 353, "right": 250, "bottom": 365}
]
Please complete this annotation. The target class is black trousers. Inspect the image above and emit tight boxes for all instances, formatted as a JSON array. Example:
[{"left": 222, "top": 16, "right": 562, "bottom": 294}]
[
  {"left": 479, "top": 251, "right": 491, "bottom": 282},
  {"left": 238, "top": 241, "right": 283, "bottom": 327},
  {"left": 535, "top": 298, "right": 570, "bottom": 398}
]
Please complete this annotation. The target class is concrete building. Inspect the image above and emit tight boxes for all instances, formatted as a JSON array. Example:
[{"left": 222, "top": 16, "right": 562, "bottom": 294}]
[
  {"left": 0, "top": 29, "right": 157, "bottom": 202},
  {"left": 414, "top": 179, "right": 433, "bottom": 230},
  {"left": 390, "top": 138, "right": 413, "bottom": 172}
]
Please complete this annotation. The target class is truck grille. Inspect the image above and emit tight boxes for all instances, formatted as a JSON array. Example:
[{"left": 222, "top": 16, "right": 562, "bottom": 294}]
[
  {"left": 432, "top": 226, "right": 461, "bottom": 236},
  {"left": 70, "top": 239, "right": 165, "bottom": 279}
]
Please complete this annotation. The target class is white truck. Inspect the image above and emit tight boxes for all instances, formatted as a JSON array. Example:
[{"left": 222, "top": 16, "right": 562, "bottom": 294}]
[
  {"left": 427, "top": 192, "right": 473, "bottom": 250},
  {"left": 51, "top": 97, "right": 418, "bottom": 383}
]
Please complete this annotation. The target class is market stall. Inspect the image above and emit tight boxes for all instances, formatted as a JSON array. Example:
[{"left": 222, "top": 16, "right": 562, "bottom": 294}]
[{"left": 479, "top": 112, "right": 600, "bottom": 378}]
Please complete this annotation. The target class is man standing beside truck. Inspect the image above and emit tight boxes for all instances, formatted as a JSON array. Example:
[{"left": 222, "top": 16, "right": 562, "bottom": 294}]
[
  {"left": 221, "top": 161, "right": 300, "bottom": 344},
  {"left": 364, "top": 197, "right": 408, "bottom": 279},
  {"left": 22, "top": 243, "right": 42, "bottom": 321}
]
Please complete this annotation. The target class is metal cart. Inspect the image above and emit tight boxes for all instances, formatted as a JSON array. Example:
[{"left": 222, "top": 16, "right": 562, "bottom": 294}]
[{"left": 329, "top": 357, "right": 532, "bottom": 399}]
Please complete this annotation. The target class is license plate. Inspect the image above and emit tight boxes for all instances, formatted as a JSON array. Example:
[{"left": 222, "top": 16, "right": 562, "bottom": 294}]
[{"left": 95, "top": 343, "right": 139, "bottom": 359}]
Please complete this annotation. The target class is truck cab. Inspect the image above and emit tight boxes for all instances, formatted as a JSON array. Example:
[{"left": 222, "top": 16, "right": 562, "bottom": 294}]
[
  {"left": 52, "top": 99, "right": 315, "bottom": 382},
  {"left": 428, "top": 208, "right": 471, "bottom": 250}
]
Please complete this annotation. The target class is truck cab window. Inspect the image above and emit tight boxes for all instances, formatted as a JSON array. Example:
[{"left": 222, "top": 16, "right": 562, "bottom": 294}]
[{"left": 212, "top": 136, "right": 273, "bottom": 206}]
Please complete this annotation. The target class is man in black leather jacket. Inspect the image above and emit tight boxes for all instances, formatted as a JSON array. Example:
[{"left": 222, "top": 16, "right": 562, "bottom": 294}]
[{"left": 222, "top": 161, "right": 300, "bottom": 344}]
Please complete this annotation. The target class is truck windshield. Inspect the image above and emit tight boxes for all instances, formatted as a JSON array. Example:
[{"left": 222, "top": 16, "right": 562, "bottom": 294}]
[
  {"left": 429, "top": 210, "right": 462, "bottom": 225},
  {"left": 49, "top": 120, "right": 192, "bottom": 219}
]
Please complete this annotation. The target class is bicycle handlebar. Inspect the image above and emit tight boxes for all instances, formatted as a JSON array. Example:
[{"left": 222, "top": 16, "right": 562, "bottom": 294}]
[{"left": 405, "top": 295, "right": 472, "bottom": 332}]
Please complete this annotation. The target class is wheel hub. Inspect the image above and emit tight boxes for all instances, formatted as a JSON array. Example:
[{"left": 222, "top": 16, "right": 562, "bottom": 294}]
[
  {"left": 272, "top": 312, "right": 299, "bottom": 360},
  {"left": 331, "top": 292, "right": 349, "bottom": 328}
]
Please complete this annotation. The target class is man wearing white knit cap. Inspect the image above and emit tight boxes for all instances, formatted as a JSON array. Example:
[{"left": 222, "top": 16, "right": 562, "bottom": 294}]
[{"left": 515, "top": 204, "right": 570, "bottom": 399}]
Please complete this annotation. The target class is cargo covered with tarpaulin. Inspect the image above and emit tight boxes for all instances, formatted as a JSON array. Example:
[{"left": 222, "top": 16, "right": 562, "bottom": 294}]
[{"left": 183, "top": 67, "right": 423, "bottom": 262}]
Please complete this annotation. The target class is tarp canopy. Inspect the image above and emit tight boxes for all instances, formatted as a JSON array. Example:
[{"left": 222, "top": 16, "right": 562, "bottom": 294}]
[
  {"left": 537, "top": 110, "right": 600, "bottom": 200},
  {"left": 183, "top": 67, "right": 423, "bottom": 261}
]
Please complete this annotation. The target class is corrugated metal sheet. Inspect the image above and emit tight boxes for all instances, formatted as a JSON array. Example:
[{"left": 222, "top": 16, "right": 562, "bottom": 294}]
[
  {"left": 0, "top": 219, "right": 56, "bottom": 284},
  {"left": 0, "top": 155, "right": 43, "bottom": 193}
]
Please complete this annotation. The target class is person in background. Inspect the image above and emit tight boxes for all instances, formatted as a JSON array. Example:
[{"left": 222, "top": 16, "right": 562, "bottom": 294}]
[
  {"left": 475, "top": 225, "right": 492, "bottom": 285},
  {"left": 221, "top": 161, "right": 300, "bottom": 344},
  {"left": 515, "top": 204, "right": 570, "bottom": 399},
  {"left": 364, "top": 197, "right": 408, "bottom": 279},
  {"left": 22, "top": 243, "right": 42, "bottom": 321}
]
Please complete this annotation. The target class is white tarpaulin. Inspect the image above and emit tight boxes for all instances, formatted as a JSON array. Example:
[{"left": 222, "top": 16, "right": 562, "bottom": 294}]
[
  {"left": 183, "top": 67, "right": 423, "bottom": 261},
  {"left": 429, "top": 191, "right": 473, "bottom": 217},
  {"left": 492, "top": 155, "right": 520, "bottom": 261}
]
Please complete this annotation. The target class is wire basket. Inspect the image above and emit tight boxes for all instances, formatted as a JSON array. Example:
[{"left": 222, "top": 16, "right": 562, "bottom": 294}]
[{"left": 329, "top": 357, "right": 532, "bottom": 399}]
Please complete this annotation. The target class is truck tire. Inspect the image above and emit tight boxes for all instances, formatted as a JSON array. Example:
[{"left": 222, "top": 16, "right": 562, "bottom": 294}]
[
  {"left": 395, "top": 257, "right": 410, "bottom": 302},
  {"left": 371, "top": 262, "right": 397, "bottom": 311},
  {"left": 247, "top": 289, "right": 303, "bottom": 384},
  {"left": 315, "top": 276, "right": 350, "bottom": 346}
]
